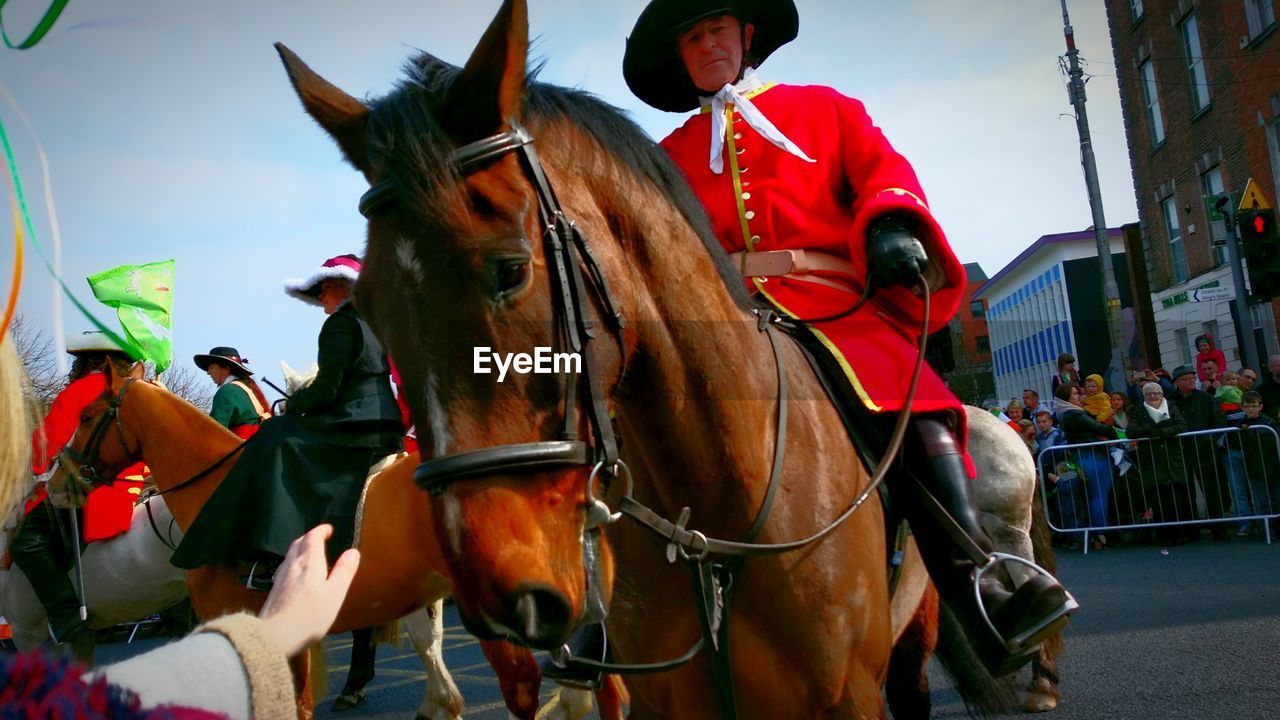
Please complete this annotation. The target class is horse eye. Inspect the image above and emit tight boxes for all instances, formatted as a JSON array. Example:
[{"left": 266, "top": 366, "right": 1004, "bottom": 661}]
[{"left": 493, "top": 259, "right": 530, "bottom": 298}]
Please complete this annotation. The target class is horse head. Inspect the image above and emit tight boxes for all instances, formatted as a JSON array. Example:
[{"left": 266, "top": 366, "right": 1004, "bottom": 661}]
[
  {"left": 52, "top": 361, "right": 147, "bottom": 502},
  {"left": 276, "top": 0, "right": 653, "bottom": 649}
]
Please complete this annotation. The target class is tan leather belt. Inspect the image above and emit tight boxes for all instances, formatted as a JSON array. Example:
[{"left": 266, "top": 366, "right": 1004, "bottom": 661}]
[{"left": 728, "top": 249, "right": 859, "bottom": 294}]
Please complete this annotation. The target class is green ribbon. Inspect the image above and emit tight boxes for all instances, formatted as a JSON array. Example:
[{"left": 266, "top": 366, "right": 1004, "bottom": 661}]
[
  {"left": 0, "top": 111, "right": 140, "bottom": 357},
  {"left": 0, "top": 0, "right": 70, "bottom": 50}
]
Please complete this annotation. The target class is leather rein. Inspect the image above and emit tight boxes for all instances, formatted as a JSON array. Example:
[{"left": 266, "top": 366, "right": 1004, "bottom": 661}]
[{"left": 359, "top": 118, "right": 929, "bottom": 718}]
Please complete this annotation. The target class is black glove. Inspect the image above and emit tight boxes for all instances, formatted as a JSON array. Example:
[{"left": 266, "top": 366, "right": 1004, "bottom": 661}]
[{"left": 867, "top": 216, "right": 928, "bottom": 289}]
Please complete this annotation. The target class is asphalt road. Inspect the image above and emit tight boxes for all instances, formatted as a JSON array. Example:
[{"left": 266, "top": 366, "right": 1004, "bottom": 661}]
[{"left": 98, "top": 533, "right": 1280, "bottom": 719}]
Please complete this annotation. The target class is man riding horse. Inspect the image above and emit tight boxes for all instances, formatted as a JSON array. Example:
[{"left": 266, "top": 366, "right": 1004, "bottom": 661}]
[
  {"left": 621, "top": 0, "right": 1076, "bottom": 675},
  {"left": 195, "top": 347, "right": 272, "bottom": 439}
]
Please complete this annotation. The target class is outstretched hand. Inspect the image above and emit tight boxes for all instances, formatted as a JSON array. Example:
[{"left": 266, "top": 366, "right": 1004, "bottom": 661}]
[{"left": 258, "top": 524, "right": 360, "bottom": 657}]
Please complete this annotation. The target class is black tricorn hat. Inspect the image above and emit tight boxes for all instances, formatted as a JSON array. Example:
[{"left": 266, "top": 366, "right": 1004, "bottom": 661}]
[
  {"left": 624, "top": 0, "right": 798, "bottom": 113},
  {"left": 193, "top": 346, "right": 254, "bottom": 376}
]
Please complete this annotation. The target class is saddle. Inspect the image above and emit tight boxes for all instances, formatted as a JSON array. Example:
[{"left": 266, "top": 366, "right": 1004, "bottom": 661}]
[{"left": 770, "top": 315, "right": 910, "bottom": 587}]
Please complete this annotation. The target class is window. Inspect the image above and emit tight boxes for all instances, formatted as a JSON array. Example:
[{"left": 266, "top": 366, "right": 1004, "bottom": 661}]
[
  {"left": 1175, "top": 327, "right": 1191, "bottom": 365},
  {"left": 1140, "top": 60, "right": 1165, "bottom": 146},
  {"left": 1202, "top": 166, "right": 1227, "bottom": 267},
  {"left": 1131, "top": 0, "right": 1144, "bottom": 21},
  {"left": 977, "top": 335, "right": 991, "bottom": 355},
  {"left": 1182, "top": 14, "right": 1210, "bottom": 113},
  {"left": 970, "top": 300, "right": 985, "bottom": 318},
  {"left": 1163, "top": 195, "right": 1188, "bottom": 284},
  {"left": 1245, "top": 0, "right": 1276, "bottom": 39}
]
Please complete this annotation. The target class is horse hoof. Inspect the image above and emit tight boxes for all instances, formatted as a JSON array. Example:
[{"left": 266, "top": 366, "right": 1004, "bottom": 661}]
[
  {"left": 1024, "top": 691, "right": 1058, "bottom": 713},
  {"left": 332, "top": 689, "right": 367, "bottom": 711}
]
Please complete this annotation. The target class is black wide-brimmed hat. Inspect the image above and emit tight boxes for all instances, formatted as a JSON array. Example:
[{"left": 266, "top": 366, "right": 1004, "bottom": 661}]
[
  {"left": 624, "top": 0, "right": 798, "bottom": 113},
  {"left": 193, "top": 346, "right": 254, "bottom": 376}
]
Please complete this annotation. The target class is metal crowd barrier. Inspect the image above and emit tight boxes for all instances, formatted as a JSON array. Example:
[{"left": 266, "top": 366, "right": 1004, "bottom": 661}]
[{"left": 1036, "top": 425, "right": 1280, "bottom": 554}]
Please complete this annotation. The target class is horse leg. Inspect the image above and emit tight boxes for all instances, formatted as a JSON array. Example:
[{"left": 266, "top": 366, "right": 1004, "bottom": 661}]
[
  {"left": 290, "top": 650, "right": 315, "bottom": 720},
  {"left": 403, "top": 601, "right": 464, "bottom": 720},
  {"left": 597, "top": 675, "right": 629, "bottom": 720},
  {"left": 885, "top": 585, "right": 939, "bottom": 720},
  {"left": 478, "top": 638, "right": 541, "bottom": 720},
  {"left": 1025, "top": 498, "right": 1063, "bottom": 713},
  {"left": 541, "top": 687, "right": 595, "bottom": 720}
]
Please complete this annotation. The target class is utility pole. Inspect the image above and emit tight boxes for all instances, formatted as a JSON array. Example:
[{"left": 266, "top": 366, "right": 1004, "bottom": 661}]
[
  {"left": 1219, "top": 197, "right": 1261, "bottom": 372},
  {"left": 1060, "top": 0, "right": 1127, "bottom": 390}
]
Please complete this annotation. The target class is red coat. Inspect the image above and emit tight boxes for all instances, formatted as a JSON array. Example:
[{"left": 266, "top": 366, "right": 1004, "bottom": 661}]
[
  {"left": 29, "top": 371, "right": 145, "bottom": 542},
  {"left": 661, "top": 83, "right": 966, "bottom": 419}
]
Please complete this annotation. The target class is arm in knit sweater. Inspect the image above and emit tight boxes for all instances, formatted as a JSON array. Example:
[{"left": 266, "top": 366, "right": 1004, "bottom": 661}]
[{"left": 91, "top": 613, "right": 296, "bottom": 720}]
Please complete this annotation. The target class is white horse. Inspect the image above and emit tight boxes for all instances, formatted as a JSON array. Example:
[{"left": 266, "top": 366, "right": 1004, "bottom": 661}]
[
  {"left": 542, "top": 405, "right": 1064, "bottom": 718},
  {"left": 0, "top": 494, "right": 187, "bottom": 654}
]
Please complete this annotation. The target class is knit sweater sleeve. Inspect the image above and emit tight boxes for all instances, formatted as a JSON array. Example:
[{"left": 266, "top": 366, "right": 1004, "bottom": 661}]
[{"left": 91, "top": 612, "right": 294, "bottom": 720}]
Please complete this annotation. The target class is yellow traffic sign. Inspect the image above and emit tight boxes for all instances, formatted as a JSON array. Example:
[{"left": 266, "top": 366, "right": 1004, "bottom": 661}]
[{"left": 1239, "top": 178, "right": 1273, "bottom": 212}]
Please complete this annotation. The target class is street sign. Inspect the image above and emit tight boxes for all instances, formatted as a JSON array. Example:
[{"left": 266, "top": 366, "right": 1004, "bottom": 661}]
[
  {"left": 1189, "top": 286, "right": 1233, "bottom": 302},
  {"left": 1239, "top": 178, "right": 1273, "bottom": 212}
]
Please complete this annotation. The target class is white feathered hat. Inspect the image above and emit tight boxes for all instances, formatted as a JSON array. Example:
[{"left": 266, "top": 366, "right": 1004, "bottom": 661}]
[
  {"left": 65, "top": 330, "right": 132, "bottom": 356},
  {"left": 283, "top": 254, "right": 361, "bottom": 306}
]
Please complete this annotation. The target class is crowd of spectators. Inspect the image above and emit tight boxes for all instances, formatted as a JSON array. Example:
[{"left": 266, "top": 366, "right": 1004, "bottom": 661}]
[{"left": 995, "top": 342, "right": 1280, "bottom": 550}]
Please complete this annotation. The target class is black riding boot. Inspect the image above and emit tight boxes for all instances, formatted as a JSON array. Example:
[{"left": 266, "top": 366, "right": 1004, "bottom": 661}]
[
  {"left": 10, "top": 501, "right": 88, "bottom": 645},
  {"left": 903, "top": 418, "right": 1077, "bottom": 677}
]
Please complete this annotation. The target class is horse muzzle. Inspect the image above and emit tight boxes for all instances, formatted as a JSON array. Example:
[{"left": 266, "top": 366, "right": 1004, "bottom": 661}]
[{"left": 458, "top": 581, "right": 577, "bottom": 650}]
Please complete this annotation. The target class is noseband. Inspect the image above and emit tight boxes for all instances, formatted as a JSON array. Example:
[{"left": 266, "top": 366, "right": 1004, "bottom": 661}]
[{"left": 59, "top": 377, "right": 139, "bottom": 487}]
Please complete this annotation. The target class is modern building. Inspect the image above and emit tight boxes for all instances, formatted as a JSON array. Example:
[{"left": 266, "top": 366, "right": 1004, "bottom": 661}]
[
  {"left": 1105, "top": 0, "right": 1280, "bottom": 371},
  {"left": 973, "top": 228, "right": 1137, "bottom": 405}
]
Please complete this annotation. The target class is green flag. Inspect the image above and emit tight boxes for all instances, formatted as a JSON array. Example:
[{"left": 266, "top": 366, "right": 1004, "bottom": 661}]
[{"left": 87, "top": 260, "right": 175, "bottom": 372}]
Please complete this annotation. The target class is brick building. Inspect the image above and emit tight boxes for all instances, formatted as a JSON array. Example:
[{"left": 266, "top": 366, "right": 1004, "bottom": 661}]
[
  {"left": 940, "top": 263, "right": 996, "bottom": 406},
  {"left": 1105, "top": 0, "right": 1280, "bottom": 372}
]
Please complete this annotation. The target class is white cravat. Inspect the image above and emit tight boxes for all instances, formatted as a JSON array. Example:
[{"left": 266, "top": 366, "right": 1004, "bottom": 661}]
[{"left": 699, "top": 68, "right": 815, "bottom": 175}]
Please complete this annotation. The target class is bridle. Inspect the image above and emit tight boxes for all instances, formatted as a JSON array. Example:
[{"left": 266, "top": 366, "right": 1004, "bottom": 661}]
[
  {"left": 360, "top": 119, "right": 627, "bottom": 625},
  {"left": 358, "top": 115, "right": 932, "bottom": 719},
  {"left": 57, "top": 377, "right": 246, "bottom": 500},
  {"left": 58, "top": 377, "right": 140, "bottom": 488}
]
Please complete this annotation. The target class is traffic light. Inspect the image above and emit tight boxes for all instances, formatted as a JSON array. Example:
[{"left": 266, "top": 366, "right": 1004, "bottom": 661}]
[{"left": 1240, "top": 209, "right": 1280, "bottom": 301}]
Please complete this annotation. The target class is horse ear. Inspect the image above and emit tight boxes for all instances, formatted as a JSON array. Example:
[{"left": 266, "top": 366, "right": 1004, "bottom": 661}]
[
  {"left": 275, "top": 43, "right": 372, "bottom": 174},
  {"left": 130, "top": 362, "right": 146, "bottom": 381},
  {"left": 444, "top": 0, "right": 528, "bottom": 139}
]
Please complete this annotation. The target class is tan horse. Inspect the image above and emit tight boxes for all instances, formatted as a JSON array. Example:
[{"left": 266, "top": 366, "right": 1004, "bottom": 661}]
[
  {"left": 269, "top": 1, "right": 1020, "bottom": 716},
  {"left": 55, "top": 362, "right": 554, "bottom": 720}
]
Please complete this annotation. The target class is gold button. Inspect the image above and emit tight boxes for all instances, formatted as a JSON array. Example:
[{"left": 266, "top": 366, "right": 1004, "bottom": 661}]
[
  {"left": 741, "top": 192, "right": 752, "bottom": 200},
  {"left": 733, "top": 133, "right": 742, "bottom": 140},
  {"left": 741, "top": 181, "right": 750, "bottom": 187},
  {"left": 736, "top": 147, "right": 745, "bottom": 155},
  {"left": 745, "top": 210, "right": 756, "bottom": 220},
  {"left": 750, "top": 235, "right": 761, "bottom": 243},
  {"left": 739, "top": 167, "right": 749, "bottom": 173}
]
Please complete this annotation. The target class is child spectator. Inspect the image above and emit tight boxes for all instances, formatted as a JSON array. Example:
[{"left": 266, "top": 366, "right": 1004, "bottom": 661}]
[
  {"left": 1032, "top": 408, "right": 1066, "bottom": 455},
  {"left": 1006, "top": 399, "right": 1025, "bottom": 432},
  {"left": 1110, "top": 392, "right": 1130, "bottom": 431},
  {"left": 1052, "top": 353, "right": 1080, "bottom": 396},
  {"left": 1082, "top": 373, "right": 1113, "bottom": 424},
  {"left": 1228, "top": 391, "right": 1280, "bottom": 537},
  {"left": 1018, "top": 418, "right": 1036, "bottom": 452},
  {"left": 1217, "top": 383, "right": 1245, "bottom": 422}
]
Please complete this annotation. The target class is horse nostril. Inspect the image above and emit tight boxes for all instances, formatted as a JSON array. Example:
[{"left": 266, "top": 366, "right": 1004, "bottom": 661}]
[{"left": 510, "top": 584, "right": 573, "bottom": 649}]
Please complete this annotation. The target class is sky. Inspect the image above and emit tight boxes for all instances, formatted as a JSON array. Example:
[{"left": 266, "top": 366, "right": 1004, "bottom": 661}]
[{"left": 0, "top": 0, "right": 1137, "bottom": 395}]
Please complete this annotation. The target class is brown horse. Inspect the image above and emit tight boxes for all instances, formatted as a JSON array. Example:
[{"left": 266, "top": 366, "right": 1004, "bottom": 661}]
[
  {"left": 271, "top": 0, "right": 997, "bottom": 716},
  {"left": 54, "top": 362, "right": 554, "bottom": 720}
]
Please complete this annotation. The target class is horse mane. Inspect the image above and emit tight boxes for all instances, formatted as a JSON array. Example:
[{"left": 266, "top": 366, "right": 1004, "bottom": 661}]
[{"left": 364, "top": 52, "right": 751, "bottom": 309}]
